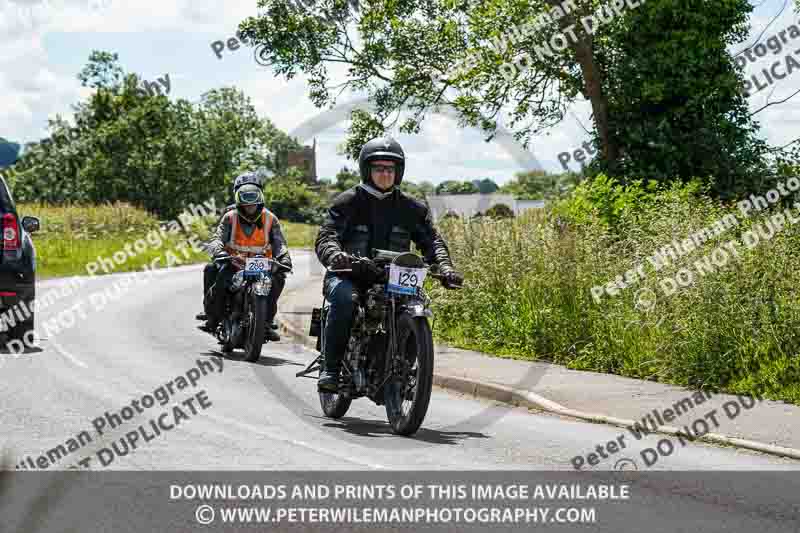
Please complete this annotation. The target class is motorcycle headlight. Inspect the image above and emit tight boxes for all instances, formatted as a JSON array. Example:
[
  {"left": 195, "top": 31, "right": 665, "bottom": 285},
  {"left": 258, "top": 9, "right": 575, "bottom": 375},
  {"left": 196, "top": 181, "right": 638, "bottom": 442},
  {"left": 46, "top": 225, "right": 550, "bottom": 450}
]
[
  {"left": 253, "top": 276, "right": 272, "bottom": 296},
  {"left": 231, "top": 271, "right": 245, "bottom": 291}
]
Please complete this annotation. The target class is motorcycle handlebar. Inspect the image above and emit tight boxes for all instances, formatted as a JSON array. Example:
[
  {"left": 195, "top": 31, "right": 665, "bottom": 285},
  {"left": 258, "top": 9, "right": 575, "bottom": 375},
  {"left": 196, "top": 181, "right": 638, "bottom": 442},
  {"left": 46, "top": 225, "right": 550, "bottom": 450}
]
[
  {"left": 328, "top": 259, "right": 453, "bottom": 281},
  {"left": 214, "top": 255, "right": 292, "bottom": 273}
]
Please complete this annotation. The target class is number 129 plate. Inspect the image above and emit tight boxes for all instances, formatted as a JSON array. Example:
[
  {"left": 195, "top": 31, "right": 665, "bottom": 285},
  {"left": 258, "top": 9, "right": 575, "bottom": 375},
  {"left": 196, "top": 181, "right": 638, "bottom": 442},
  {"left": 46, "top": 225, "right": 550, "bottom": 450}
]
[{"left": 387, "top": 264, "right": 427, "bottom": 295}]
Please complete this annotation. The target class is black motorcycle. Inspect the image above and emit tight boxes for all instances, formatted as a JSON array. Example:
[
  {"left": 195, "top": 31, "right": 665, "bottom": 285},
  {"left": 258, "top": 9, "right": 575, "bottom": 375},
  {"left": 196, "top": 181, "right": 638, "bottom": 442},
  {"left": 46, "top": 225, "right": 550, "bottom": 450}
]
[
  {"left": 297, "top": 249, "right": 462, "bottom": 436},
  {"left": 201, "top": 253, "right": 291, "bottom": 362}
]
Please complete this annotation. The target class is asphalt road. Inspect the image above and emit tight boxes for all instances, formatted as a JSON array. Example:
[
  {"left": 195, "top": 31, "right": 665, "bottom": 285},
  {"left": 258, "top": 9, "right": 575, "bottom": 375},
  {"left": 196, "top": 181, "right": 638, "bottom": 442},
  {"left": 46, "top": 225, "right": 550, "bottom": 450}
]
[
  {"left": 0, "top": 250, "right": 797, "bottom": 472},
  {"left": 1, "top": 251, "right": 800, "bottom": 531}
]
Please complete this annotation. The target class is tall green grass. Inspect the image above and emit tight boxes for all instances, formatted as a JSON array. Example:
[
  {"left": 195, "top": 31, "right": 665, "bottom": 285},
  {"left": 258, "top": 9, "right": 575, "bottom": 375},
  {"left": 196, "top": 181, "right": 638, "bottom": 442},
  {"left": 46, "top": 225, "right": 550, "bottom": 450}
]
[
  {"left": 429, "top": 176, "right": 800, "bottom": 403},
  {"left": 18, "top": 202, "right": 317, "bottom": 279}
]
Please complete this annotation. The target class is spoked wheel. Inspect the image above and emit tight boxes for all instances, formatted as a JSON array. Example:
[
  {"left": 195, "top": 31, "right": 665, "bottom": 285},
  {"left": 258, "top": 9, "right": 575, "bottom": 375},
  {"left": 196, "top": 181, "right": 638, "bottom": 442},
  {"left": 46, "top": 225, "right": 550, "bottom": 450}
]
[
  {"left": 384, "top": 313, "right": 434, "bottom": 436},
  {"left": 318, "top": 363, "right": 353, "bottom": 419},
  {"left": 243, "top": 293, "right": 268, "bottom": 362},
  {"left": 219, "top": 318, "right": 234, "bottom": 353},
  {"left": 318, "top": 317, "right": 352, "bottom": 418}
]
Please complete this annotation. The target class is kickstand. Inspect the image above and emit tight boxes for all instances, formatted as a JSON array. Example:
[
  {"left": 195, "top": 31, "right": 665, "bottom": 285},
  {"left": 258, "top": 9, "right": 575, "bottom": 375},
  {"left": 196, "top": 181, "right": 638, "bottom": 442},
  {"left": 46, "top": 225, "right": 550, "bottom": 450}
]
[{"left": 296, "top": 355, "right": 321, "bottom": 378}]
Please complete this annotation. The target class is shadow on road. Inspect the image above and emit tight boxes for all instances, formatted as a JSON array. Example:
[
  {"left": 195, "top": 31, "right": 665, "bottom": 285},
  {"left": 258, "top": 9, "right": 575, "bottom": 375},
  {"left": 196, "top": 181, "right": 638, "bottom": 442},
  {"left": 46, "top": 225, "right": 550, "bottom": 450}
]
[
  {"left": 199, "top": 350, "right": 303, "bottom": 368},
  {"left": 320, "top": 417, "right": 490, "bottom": 445}
]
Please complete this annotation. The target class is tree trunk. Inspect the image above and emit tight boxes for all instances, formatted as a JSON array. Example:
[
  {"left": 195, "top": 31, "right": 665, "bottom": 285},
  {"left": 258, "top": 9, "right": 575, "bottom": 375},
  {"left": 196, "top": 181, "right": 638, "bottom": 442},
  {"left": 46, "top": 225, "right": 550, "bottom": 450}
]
[{"left": 544, "top": 0, "right": 619, "bottom": 171}]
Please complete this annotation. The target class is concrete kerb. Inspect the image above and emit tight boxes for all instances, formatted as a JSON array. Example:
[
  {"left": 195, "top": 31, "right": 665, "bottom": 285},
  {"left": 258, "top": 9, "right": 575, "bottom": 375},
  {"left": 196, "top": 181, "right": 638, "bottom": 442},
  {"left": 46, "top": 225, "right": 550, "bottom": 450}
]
[{"left": 277, "top": 284, "right": 800, "bottom": 463}]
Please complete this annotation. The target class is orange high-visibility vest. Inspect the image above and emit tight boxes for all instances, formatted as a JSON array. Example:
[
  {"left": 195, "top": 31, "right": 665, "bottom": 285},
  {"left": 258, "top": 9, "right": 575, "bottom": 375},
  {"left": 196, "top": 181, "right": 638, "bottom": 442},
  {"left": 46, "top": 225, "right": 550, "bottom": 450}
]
[{"left": 224, "top": 208, "right": 274, "bottom": 258}]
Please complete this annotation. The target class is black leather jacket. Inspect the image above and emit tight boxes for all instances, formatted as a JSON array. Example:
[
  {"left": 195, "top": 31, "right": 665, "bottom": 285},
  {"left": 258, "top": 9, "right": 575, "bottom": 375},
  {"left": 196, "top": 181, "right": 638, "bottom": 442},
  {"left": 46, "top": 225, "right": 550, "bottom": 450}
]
[{"left": 315, "top": 185, "right": 455, "bottom": 270}]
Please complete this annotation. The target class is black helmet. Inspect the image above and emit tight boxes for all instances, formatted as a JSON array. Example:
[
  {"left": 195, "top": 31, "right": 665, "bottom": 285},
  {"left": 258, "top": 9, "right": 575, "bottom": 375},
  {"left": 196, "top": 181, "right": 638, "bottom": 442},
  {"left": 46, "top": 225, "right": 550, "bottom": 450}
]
[
  {"left": 232, "top": 171, "right": 263, "bottom": 196},
  {"left": 358, "top": 136, "right": 405, "bottom": 187}
]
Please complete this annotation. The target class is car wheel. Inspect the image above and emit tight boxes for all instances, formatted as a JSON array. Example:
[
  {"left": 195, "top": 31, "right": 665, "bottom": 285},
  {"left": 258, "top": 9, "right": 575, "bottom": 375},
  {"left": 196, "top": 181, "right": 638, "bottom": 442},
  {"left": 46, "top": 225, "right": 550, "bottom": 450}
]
[{"left": 10, "top": 307, "right": 34, "bottom": 346}]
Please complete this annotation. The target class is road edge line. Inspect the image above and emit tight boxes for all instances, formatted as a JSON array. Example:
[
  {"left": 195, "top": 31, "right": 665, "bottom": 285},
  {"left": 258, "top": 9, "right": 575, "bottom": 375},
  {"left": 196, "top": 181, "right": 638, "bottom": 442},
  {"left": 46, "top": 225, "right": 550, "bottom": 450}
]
[{"left": 277, "top": 283, "right": 800, "bottom": 463}]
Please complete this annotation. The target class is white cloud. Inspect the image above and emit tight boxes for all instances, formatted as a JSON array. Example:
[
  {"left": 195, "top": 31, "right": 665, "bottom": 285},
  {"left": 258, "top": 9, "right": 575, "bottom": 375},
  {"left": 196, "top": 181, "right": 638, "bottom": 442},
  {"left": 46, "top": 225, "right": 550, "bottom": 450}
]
[{"left": 2, "top": 0, "right": 798, "bottom": 185}]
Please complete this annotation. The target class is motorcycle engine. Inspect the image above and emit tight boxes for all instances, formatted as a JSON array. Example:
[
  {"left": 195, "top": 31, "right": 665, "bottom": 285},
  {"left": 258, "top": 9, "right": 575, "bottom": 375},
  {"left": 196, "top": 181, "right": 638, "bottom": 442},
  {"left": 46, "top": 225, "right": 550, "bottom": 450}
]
[{"left": 364, "top": 286, "right": 387, "bottom": 334}]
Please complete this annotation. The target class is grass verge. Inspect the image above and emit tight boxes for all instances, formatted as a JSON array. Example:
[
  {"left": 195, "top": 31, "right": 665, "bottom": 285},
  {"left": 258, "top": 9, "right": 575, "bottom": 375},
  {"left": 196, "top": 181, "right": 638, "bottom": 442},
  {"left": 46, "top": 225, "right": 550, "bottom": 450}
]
[
  {"left": 429, "top": 178, "right": 800, "bottom": 404},
  {"left": 18, "top": 203, "right": 317, "bottom": 279}
]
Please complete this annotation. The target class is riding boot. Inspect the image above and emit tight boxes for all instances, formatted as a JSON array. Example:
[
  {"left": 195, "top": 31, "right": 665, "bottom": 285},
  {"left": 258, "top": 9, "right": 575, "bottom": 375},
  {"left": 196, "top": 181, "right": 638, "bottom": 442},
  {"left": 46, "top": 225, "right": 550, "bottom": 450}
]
[
  {"left": 318, "top": 358, "right": 340, "bottom": 392},
  {"left": 264, "top": 273, "right": 285, "bottom": 342},
  {"left": 318, "top": 275, "right": 355, "bottom": 392}
]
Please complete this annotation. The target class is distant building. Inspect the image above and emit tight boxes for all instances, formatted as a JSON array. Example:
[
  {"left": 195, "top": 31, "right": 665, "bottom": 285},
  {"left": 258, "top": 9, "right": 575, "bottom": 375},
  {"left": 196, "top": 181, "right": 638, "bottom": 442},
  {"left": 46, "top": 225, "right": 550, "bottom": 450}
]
[
  {"left": 425, "top": 193, "right": 544, "bottom": 221},
  {"left": 287, "top": 138, "right": 317, "bottom": 184}
]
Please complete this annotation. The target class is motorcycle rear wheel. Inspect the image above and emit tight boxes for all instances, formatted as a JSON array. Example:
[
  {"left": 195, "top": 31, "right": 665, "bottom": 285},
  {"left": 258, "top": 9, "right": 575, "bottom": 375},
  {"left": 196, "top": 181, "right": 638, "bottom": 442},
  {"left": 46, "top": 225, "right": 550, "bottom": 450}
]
[
  {"left": 243, "top": 292, "right": 268, "bottom": 362},
  {"left": 384, "top": 313, "right": 434, "bottom": 436}
]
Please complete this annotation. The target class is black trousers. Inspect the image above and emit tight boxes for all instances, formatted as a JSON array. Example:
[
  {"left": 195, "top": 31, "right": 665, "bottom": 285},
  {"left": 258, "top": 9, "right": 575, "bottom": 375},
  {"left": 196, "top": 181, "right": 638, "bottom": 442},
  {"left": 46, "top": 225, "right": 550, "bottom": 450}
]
[{"left": 203, "top": 262, "right": 285, "bottom": 324}]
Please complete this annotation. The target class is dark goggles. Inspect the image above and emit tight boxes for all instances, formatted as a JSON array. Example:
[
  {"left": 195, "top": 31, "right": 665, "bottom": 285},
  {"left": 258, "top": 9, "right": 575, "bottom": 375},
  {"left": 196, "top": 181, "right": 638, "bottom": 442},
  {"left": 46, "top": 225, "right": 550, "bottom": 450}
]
[
  {"left": 238, "top": 190, "right": 262, "bottom": 204},
  {"left": 371, "top": 164, "right": 396, "bottom": 174}
]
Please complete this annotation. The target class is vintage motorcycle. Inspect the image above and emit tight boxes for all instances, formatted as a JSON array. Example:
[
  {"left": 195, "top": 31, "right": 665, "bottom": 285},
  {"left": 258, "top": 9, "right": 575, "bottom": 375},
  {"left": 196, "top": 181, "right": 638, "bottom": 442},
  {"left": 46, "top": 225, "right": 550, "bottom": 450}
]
[
  {"left": 200, "top": 253, "right": 291, "bottom": 362},
  {"left": 297, "top": 249, "right": 462, "bottom": 436}
]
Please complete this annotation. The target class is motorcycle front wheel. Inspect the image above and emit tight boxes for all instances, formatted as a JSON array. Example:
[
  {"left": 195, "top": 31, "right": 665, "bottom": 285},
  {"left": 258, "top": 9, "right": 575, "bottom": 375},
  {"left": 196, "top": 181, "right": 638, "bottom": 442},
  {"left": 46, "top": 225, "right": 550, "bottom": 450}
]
[
  {"left": 243, "top": 291, "right": 268, "bottom": 362},
  {"left": 318, "top": 356, "right": 352, "bottom": 419},
  {"left": 383, "top": 313, "right": 434, "bottom": 436},
  {"left": 319, "top": 386, "right": 352, "bottom": 419}
]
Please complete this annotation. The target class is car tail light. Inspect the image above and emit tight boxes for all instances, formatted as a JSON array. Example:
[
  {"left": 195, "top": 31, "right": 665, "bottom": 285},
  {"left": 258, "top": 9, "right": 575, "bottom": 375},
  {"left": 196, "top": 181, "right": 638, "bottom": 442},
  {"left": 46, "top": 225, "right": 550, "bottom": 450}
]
[{"left": 3, "top": 213, "right": 19, "bottom": 252}]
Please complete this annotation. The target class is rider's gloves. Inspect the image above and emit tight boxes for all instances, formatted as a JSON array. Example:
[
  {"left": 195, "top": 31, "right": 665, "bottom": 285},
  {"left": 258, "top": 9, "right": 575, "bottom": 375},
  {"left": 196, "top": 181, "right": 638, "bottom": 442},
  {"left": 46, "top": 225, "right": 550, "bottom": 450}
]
[
  {"left": 329, "top": 251, "right": 352, "bottom": 271},
  {"left": 271, "top": 259, "right": 291, "bottom": 276},
  {"left": 438, "top": 265, "right": 464, "bottom": 289},
  {"left": 351, "top": 257, "right": 382, "bottom": 282}
]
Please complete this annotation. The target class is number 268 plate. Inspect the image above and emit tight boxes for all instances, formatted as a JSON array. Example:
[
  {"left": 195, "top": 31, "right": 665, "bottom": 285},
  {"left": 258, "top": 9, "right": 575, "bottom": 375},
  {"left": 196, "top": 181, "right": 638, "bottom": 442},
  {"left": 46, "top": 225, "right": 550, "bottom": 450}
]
[
  {"left": 244, "top": 257, "right": 267, "bottom": 276},
  {"left": 387, "top": 264, "right": 427, "bottom": 295}
]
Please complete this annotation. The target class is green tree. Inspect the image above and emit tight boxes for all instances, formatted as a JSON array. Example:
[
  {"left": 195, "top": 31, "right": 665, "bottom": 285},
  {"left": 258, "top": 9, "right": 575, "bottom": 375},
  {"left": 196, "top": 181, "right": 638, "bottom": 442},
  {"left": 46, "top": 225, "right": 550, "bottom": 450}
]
[
  {"left": 334, "top": 166, "right": 360, "bottom": 191},
  {"left": 472, "top": 178, "right": 499, "bottom": 194},
  {"left": 5, "top": 51, "right": 302, "bottom": 218},
  {"left": 238, "top": 0, "right": 766, "bottom": 196},
  {"left": 435, "top": 180, "right": 478, "bottom": 195},
  {"left": 501, "top": 169, "right": 582, "bottom": 199},
  {"left": 262, "top": 175, "right": 325, "bottom": 223}
]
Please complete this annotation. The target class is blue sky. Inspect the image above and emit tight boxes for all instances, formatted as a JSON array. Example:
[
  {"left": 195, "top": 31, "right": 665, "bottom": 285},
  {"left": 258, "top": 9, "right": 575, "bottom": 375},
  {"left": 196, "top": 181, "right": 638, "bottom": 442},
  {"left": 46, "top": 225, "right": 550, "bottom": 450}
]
[{"left": 2, "top": 0, "right": 799, "bottom": 185}]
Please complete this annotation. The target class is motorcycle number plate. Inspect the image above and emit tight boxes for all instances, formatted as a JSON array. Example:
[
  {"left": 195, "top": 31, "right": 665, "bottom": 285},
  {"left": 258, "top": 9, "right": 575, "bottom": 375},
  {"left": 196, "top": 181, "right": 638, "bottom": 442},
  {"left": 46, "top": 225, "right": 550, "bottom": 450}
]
[
  {"left": 244, "top": 257, "right": 267, "bottom": 277},
  {"left": 387, "top": 265, "right": 427, "bottom": 295}
]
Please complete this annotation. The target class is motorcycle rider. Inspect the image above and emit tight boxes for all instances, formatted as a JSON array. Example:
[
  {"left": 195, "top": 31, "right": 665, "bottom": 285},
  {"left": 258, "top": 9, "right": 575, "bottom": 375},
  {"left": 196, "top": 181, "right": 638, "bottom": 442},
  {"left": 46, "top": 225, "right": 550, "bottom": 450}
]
[
  {"left": 199, "top": 182, "right": 292, "bottom": 342},
  {"left": 196, "top": 172, "right": 278, "bottom": 328},
  {"left": 314, "top": 136, "right": 464, "bottom": 392}
]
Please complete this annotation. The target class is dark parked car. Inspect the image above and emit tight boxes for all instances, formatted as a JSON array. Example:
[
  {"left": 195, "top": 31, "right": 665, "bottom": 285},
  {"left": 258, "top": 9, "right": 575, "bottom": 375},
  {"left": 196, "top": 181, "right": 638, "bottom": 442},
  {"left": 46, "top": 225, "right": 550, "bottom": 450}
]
[{"left": 0, "top": 173, "right": 40, "bottom": 343}]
